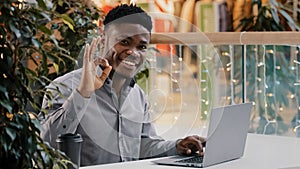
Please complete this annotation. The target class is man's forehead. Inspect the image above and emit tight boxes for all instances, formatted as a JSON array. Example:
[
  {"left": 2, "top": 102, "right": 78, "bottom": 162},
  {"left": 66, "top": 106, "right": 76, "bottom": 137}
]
[{"left": 105, "top": 23, "right": 150, "bottom": 36}]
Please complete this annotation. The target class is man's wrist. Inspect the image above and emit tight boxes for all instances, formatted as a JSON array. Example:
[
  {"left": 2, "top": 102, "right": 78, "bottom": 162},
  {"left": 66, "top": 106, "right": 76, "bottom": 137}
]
[
  {"left": 76, "top": 88, "right": 91, "bottom": 98},
  {"left": 176, "top": 139, "right": 183, "bottom": 150}
]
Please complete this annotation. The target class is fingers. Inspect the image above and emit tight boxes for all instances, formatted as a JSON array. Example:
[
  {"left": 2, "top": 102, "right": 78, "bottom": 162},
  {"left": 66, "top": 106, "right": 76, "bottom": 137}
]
[
  {"left": 100, "top": 60, "right": 112, "bottom": 81},
  {"left": 176, "top": 143, "right": 192, "bottom": 155},
  {"left": 89, "top": 37, "right": 100, "bottom": 60},
  {"left": 83, "top": 44, "right": 90, "bottom": 66},
  {"left": 94, "top": 58, "right": 112, "bottom": 82},
  {"left": 84, "top": 37, "right": 101, "bottom": 64},
  {"left": 176, "top": 136, "right": 206, "bottom": 156}
]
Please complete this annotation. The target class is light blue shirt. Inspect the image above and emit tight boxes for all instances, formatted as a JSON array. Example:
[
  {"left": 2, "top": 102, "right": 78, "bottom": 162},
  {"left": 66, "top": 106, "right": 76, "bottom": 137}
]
[{"left": 39, "top": 68, "right": 178, "bottom": 166}]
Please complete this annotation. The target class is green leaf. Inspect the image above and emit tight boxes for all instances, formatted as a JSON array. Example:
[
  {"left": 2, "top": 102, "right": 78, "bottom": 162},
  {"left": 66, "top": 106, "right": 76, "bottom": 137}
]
[
  {"left": 278, "top": 9, "right": 300, "bottom": 30},
  {"left": 60, "top": 14, "right": 75, "bottom": 31},
  {"left": 269, "top": 0, "right": 278, "bottom": 6},
  {"left": 8, "top": 21, "right": 21, "bottom": 38},
  {"left": 39, "top": 11, "right": 52, "bottom": 22},
  {"left": 53, "top": 62, "right": 59, "bottom": 74},
  {"left": 76, "top": 39, "right": 85, "bottom": 46},
  {"left": 270, "top": 7, "right": 280, "bottom": 25},
  {"left": 38, "top": 25, "right": 52, "bottom": 35},
  {"left": 58, "top": 0, "right": 64, "bottom": 6},
  {"left": 0, "top": 100, "right": 13, "bottom": 112},
  {"left": 53, "top": 163, "right": 60, "bottom": 169},
  {"left": 50, "top": 34, "right": 59, "bottom": 46},
  {"left": 5, "top": 127, "right": 17, "bottom": 141},
  {"left": 31, "top": 38, "right": 41, "bottom": 48},
  {"left": 0, "top": 85, "right": 9, "bottom": 99},
  {"left": 36, "top": 0, "right": 47, "bottom": 10}
]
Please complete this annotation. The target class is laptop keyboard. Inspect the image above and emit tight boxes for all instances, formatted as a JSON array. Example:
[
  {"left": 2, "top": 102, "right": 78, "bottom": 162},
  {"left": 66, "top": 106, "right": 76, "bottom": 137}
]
[{"left": 176, "top": 156, "right": 203, "bottom": 163}]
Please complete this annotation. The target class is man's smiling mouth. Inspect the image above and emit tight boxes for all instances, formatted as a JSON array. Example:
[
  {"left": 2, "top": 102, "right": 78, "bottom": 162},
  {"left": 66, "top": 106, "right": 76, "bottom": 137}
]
[{"left": 122, "top": 60, "right": 136, "bottom": 66}]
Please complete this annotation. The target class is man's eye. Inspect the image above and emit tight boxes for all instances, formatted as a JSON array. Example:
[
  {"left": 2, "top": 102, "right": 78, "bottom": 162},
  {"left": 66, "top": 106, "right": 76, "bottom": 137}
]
[
  {"left": 139, "top": 45, "right": 147, "bottom": 50},
  {"left": 120, "top": 40, "right": 129, "bottom": 45}
]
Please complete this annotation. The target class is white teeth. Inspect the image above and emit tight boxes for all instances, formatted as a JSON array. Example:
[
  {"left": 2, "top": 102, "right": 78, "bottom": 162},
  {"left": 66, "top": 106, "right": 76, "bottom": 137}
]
[{"left": 123, "top": 60, "right": 135, "bottom": 66}]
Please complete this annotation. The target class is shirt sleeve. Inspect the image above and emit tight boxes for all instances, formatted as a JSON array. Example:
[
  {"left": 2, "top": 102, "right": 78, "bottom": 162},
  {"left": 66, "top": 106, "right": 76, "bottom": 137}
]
[
  {"left": 139, "top": 96, "right": 178, "bottom": 159},
  {"left": 139, "top": 122, "right": 178, "bottom": 159},
  {"left": 40, "top": 89, "right": 90, "bottom": 148}
]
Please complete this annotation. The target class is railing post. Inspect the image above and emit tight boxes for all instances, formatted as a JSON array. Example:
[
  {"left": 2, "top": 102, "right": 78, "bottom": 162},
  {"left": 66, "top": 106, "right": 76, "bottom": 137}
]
[{"left": 242, "top": 45, "right": 246, "bottom": 103}]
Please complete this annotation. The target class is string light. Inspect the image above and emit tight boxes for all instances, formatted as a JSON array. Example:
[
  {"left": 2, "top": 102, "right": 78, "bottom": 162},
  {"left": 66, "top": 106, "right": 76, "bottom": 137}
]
[
  {"left": 174, "top": 116, "right": 178, "bottom": 120},
  {"left": 221, "top": 51, "right": 230, "bottom": 56},
  {"left": 290, "top": 94, "right": 295, "bottom": 99},
  {"left": 257, "top": 77, "right": 262, "bottom": 82},
  {"left": 150, "top": 40, "right": 299, "bottom": 137},
  {"left": 266, "top": 49, "right": 274, "bottom": 54},
  {"left": 294, "top": 60, "right": 300, "bottom": 65},
  {"left": 257, "top": 62, "right": 265, "bottom": 67}
]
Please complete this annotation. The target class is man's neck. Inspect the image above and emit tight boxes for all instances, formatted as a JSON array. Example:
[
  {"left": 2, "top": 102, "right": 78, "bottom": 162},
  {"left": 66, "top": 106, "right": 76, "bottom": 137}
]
[{"left": 110, "top": 72, "right": 131, "bottom": 97}]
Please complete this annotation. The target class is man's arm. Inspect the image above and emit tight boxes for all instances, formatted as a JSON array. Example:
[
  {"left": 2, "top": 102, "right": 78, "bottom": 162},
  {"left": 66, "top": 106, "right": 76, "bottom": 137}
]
[
  {"left": 139, "top": 95, "right": 205, "bottom": 159},
  {"left": 40, "top": 37, "right": 111, "bottom": 148},
  {"left": 139, "top": 98, "right": 178, "bottom": 159},
  {"left": 139, "top": 122, "right": 178, "bottom": 159},
  {"left": 39, "top": 89, "right": 89, "bottom": 148}
]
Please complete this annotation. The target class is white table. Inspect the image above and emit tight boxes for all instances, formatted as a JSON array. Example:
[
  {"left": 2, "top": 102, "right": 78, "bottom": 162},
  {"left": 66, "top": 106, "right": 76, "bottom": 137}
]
[{"left": 81, "top": 133, "right": 300, "bottom": 169}]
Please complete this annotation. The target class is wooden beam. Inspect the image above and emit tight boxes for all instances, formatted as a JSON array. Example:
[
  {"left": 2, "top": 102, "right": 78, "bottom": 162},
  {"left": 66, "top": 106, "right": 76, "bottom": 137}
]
[{"left": 150, "top": 32, "right": 300, "bottom": 45}]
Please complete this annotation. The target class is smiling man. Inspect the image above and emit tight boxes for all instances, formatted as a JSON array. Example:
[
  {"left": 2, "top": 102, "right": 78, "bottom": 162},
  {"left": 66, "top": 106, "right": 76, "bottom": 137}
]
[{"left": 40, "top": 4, "right": 205, "bottom": 167}]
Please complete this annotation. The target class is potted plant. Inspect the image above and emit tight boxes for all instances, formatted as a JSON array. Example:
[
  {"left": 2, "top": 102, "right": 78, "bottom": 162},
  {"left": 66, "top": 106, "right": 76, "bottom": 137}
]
[{"left": 0, "top": 0, "right": 102, "bottom": 168}]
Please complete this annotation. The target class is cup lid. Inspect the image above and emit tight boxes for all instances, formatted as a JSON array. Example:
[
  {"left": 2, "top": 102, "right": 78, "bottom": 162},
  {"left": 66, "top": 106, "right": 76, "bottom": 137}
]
[{"left": 56, "top": 133, "right": 83, "bottom": 142}]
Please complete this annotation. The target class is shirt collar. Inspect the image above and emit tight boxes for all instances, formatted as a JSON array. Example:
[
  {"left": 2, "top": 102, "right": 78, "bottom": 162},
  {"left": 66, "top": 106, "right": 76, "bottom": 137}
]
[{"left": 105, "top": 77, "right": 135, "bottom": 88}]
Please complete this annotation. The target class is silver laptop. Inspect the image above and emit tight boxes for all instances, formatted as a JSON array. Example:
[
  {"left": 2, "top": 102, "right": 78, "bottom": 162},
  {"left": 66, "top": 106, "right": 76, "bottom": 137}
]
[{"left": 153, "top": 103, "right": 252, "bottom": 168}]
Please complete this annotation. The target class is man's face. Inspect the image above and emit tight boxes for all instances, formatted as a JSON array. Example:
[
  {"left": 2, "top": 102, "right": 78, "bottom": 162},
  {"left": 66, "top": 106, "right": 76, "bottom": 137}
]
[{"left": 102, "top": 23, "right": 150, "bottom": 79}]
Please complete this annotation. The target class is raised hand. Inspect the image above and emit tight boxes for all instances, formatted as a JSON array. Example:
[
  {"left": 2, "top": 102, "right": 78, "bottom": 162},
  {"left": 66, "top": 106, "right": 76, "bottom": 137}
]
[{"left": 77, "top": 37, "right": 112, "bottom": 98}]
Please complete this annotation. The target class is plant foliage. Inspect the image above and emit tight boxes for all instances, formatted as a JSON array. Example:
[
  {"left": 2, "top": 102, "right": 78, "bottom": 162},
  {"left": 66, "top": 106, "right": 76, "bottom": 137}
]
[
  {"left": 0, "top": 0, "right": 102, "bottom": 168},
  {"left": 231, "top": 0, "right": 300, "bottom": 136}
]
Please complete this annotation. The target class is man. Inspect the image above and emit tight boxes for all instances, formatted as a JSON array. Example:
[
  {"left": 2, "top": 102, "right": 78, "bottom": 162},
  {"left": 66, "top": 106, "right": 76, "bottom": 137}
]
[{"left": 40, "top": 4, "right": 205, "bottom": 167}]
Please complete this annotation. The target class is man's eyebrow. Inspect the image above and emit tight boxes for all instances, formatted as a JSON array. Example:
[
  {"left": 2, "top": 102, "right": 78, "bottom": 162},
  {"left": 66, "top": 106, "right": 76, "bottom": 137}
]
[
  {"left": 140, "top": 40, "right": 148, "bottom": 44},
  {"left": 120, "top": 36, "right": 149, "bottom": 44}
]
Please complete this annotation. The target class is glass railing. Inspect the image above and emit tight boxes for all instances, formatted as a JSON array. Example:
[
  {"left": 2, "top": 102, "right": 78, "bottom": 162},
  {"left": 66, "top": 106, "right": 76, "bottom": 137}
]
[{"left": 143, "top": 32, "right": 300, "bottom": 138}]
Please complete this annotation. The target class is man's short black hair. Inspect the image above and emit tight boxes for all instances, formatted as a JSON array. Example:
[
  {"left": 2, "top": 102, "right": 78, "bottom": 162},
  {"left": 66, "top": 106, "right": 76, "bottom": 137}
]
[{"left": 103, "top": 4, "right": 152, "bottom": 33}]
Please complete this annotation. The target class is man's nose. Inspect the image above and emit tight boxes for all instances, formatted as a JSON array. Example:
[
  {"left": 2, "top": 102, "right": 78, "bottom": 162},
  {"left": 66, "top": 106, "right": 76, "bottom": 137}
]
[{"left": 126, "top": 49, "right": 138, "bottom": 57}]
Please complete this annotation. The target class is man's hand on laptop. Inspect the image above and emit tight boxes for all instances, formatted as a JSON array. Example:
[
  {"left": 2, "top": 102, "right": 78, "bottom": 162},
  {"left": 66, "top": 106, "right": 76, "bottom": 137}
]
[{"left": 176, "top": 135, "right": 206, "bottom": 156}]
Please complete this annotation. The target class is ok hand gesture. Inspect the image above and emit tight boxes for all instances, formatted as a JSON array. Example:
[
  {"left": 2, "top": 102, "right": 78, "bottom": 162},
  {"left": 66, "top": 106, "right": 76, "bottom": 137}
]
[{"left": 77, "top": 37, "right": 112, "bottom": 98}]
